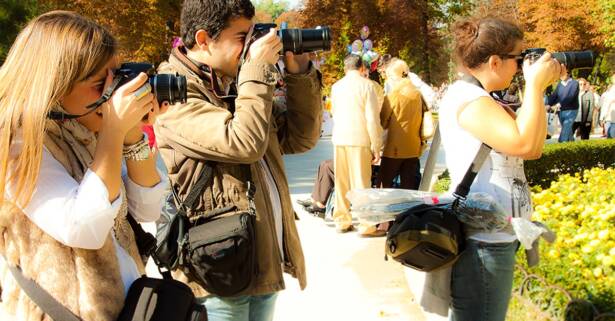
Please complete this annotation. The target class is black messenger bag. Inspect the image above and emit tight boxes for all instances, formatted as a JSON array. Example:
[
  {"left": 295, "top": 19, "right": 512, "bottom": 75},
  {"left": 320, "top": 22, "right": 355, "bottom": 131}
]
[
  {"left": 155, "top": 163, "right": 258, "bottom": 297},
  {"left": 385, "top": 143, "right": 492, "bottom": 272}
]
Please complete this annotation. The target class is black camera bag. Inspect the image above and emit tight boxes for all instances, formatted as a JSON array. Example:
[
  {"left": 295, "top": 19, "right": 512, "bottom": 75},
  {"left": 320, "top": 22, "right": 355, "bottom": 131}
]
[
  {"left": 116, "top": 275, "right": 206, "bottom": 321},
  {"left": 155, "top": 163, "right": 258, "bottom": 296},
  {"left": 185, "top": 198, "right": 257, "bottom": 296},
  {"left": 385, "top": 143, "right": 492, "bottom": 272},
  {"left": 154, "top": 189, "right": 190, "bottom": 270}
]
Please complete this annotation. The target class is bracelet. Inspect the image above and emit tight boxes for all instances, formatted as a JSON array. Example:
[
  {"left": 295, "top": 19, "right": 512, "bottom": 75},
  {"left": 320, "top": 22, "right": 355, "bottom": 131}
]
[{"left": 123, "top": 138, "right": 151, "bottom": 161}]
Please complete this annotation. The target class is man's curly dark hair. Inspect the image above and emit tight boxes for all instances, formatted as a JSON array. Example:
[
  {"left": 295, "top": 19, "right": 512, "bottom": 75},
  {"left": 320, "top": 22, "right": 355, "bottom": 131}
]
[{"left": 181, "top": 0, "right": 255, "bottom": 49}]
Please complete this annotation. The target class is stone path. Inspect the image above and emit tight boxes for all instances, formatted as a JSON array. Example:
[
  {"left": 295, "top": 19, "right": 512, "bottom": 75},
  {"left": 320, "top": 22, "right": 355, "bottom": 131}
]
[{"left": 273, "top": 137, "right": 427, "bottom": 321}]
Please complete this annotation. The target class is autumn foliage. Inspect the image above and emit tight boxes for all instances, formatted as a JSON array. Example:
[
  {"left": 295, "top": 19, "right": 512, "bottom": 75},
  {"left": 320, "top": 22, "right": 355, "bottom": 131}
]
[
  {"left": 1, "top": 0, "right": 614, "bottom": 88},
  {"left": 37, "top": 0, "right": 181, "bottom": 64}
]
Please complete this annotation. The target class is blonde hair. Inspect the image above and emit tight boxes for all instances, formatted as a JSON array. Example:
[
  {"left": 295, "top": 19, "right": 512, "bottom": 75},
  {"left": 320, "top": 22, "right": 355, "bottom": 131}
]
[
  {"left": 386, "top": 58, "right": 409, "bottom": 80},
  {"left": 0, "top": 11, "right": 116, "bottom": 207}
]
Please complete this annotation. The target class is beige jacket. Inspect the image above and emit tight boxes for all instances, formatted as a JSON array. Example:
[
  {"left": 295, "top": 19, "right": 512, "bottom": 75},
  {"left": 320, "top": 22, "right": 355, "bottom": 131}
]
[
  {"left": 154, "top": 48, "right": 322, "bottom": 297},
  {"left": 330, "top": 71, "right": 384, "bottom": 152},
  {"left": 380, "top": 78, "right": 424, "bottom": 158}
]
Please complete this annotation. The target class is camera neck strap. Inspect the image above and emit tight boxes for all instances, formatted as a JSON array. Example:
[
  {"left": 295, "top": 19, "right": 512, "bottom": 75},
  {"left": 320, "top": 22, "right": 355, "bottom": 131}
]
[
  {"left": 171, "top": 46, "right": 236, "bottom": 100},
  {"left": 47, "top": 76, "right": 124, "bottom": 121}
]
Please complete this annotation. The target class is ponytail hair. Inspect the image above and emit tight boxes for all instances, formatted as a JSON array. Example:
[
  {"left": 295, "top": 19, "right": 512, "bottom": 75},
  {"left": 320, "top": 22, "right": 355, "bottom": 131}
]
[{"left": 452, "top": 17, "right": 523, "bottom": 69}]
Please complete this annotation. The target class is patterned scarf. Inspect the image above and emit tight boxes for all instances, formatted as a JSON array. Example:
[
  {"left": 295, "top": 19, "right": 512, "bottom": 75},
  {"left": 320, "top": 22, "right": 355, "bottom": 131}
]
[{"left": 43, "top": 108, "right": 143, "bottom": 271}]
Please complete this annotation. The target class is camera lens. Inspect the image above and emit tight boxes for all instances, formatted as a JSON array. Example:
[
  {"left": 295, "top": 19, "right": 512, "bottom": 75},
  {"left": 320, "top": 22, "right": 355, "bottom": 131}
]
[
  {"left": 150, "top": 73, "right": 187, "bottom": 105},
  {"left": 279, "top": 27, "right": 331, "bottom": 54},
  {"left": 551, "top": 51, "right": 595, "bottom": 70}
]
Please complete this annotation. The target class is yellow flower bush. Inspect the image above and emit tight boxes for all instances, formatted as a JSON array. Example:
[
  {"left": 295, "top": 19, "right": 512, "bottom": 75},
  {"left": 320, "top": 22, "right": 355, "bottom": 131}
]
[{"left": 520, "top": 167, "right": 615, "bottom": 314}]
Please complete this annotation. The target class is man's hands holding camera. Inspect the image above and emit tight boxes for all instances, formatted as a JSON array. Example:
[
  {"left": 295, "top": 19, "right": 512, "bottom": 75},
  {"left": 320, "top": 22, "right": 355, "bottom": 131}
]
[
  {"left": 247, "top": 27, "right": 310, "bottom": 74},
  {"left": 284, "top": 51, "right": 310, "bottom": 74},
  {"left": 247, "top": 28, "right": 282, "bottom": 65}
]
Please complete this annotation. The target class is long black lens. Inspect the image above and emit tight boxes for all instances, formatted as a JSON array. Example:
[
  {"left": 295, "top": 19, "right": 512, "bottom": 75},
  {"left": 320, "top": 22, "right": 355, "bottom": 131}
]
[
  {"left": 279, "top": 27, "right": 331, "bottom": 54},
  {"left": 551, "top": 51, "right": 595, "bottom": 69},
  {"left": 150, "top": 73, "right": 187, "bottom": 105}
]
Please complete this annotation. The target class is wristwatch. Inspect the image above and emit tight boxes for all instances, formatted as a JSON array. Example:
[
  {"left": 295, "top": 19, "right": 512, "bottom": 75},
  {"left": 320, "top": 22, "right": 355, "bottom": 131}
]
[{"left": 123, "top": 138, "right": 151, "bottom": 161}]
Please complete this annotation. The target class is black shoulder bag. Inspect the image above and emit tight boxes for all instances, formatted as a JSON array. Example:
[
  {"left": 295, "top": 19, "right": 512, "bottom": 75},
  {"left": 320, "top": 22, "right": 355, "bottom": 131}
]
[
  {"left": 155, "top": 163, "right": 258, "bottom": 297},
  {"left": 385, "top": 75, "right": 493, "bottom": 272},
  {"left": 385, "top": 143, "right": 491, "bottom": 272}
]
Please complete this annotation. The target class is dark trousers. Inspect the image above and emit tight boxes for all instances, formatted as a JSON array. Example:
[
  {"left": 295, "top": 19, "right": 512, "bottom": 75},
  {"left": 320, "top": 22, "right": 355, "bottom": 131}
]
[
  {"left": 573, "top": 121, "right": 592, "bottom": 140},
  {"left": 311, "top": 159, "right": 335, "bottom": 204},
  {"left": 376, "top": 157, "right": 420, "bottom": 189}
]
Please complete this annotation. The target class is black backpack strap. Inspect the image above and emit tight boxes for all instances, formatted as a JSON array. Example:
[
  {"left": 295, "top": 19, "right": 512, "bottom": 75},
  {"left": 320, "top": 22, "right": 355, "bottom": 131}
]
[{"left": 7, "top": 264, "right": 82, "bottom": 321}]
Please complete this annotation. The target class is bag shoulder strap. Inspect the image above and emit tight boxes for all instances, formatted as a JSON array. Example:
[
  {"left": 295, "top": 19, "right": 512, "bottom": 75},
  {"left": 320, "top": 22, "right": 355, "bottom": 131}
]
[
  {"left": 170, "top": 161, "right": 216, "bottom": 217},
  {"left": 418, "top": 75, "right": 493, "bottom": 198},
  {"left": 179, "top": 162, "right": 215, "bottom": 213},
  {"left": 452, "top": 143, "right": 491, "bottom": 200},
  {"left": 7, "top": 264, "right": 82, "bottom": 321},
  {"left": 452, "top": 75, "right": 494, "bottom": 200}
]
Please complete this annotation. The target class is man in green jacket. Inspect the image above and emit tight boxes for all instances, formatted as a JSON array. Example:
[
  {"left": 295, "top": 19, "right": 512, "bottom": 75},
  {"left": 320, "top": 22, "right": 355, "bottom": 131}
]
[{"left": 154, "top": 0, "right": 322, "bottom": 320}]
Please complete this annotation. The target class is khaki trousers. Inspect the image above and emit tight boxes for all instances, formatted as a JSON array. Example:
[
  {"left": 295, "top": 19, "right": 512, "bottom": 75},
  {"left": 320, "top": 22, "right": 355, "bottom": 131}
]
[{"left": 333, "top": 146, "right": 372, "bottom": 228}]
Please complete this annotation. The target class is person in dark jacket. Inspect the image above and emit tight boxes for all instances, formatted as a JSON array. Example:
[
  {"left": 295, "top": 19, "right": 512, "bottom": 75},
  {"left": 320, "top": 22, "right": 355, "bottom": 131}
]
[{"left": 548, "top": 68, "right": 579, "bottom": 142}]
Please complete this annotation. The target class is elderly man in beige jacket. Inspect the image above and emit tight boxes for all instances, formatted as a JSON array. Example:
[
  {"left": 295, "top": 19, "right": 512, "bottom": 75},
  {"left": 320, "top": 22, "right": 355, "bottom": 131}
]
[{"left": 330, "top": 54, "right": 384, "bottom": 234}]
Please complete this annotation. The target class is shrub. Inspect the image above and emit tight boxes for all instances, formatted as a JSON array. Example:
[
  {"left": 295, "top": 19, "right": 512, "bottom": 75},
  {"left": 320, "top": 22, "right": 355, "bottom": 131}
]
[
  {"left": 432, "top": 139, "right": 615, "bottom": 192},
  {"left": 519, "top": 167, "right": 615, "bottom": 317},
  {"left": 524, "top": 139, "right": 615, "bottom": 188}
]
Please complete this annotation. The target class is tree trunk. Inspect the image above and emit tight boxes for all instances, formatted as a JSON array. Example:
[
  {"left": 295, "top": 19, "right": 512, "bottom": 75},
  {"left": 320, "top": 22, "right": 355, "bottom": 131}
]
[{"left": 419, "top": 0, "right": 431, "bottom": 83}]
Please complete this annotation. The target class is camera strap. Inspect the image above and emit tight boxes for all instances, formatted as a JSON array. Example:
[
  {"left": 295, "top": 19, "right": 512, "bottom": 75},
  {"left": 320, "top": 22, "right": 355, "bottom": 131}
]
[
  {"left": 47, "top": 76, "right": 124, "bottom": 121},
  {"left": 171, "top": 46, "right": 236, "bottom": 100}
]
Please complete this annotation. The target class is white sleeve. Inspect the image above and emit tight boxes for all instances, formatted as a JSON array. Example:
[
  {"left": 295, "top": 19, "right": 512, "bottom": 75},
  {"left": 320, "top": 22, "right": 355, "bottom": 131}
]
[
  {"left": 364, "top": 82, "right": 384, "bottom": 152},
  {"left": 11, "top": 148, "right": 122, "bottom": 250},
  {"left": 123, "top": 166, "right": 168, "bottom": 223}
]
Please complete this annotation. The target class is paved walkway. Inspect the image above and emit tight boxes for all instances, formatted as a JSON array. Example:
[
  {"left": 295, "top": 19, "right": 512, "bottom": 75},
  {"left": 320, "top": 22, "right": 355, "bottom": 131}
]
[{"left": 274, "top": 137, "right": 427, "bottom": 321}]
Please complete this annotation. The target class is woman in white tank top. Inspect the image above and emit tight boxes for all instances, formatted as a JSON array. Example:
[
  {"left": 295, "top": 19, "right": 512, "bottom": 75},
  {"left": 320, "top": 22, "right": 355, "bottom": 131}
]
[{"left": 437, "top": 17, "right": 562, "bottom": 321}]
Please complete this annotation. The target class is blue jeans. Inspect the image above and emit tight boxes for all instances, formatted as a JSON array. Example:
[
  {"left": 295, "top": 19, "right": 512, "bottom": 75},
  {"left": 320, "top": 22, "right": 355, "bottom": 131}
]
[
  {"left": 450, "top": 240, "right": 518, "bottom": 321},
  {"left": 558, "top": 110, "right": 578, "bottom": 142},
  {"left": 202, "top": 293, "right": 278, "bottom": 321},
  {"left": 608, "top": 123, "right": 615, "bottom": 138}
]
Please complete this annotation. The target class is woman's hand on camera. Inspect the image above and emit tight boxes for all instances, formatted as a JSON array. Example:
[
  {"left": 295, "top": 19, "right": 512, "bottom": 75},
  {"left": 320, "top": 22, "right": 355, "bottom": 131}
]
[
  {"left": 101, "top": 71, "right": 154, "bottom": 136},
  {"left": 247, "top": 28, "right": 282, "bottom": 65},
  {"left": 123, "top": 98, "right": 170, "bottom": 145},
  {"left": 522, "top": 52, "right": 562, "bottom": 91}
]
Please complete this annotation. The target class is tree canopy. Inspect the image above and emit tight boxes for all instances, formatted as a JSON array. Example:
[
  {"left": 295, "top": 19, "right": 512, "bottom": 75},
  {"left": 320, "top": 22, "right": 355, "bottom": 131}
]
[{"left": 1, "top": 0, "right": 613, "bottom": 89}]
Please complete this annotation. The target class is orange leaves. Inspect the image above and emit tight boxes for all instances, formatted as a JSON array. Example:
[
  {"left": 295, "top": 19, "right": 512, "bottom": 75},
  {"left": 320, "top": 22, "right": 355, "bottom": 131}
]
[
  {"left": 519, "top": 0, "right": 606, "bottom": 52},
  {"left": 38, "top": 0, "right": 181, "bottom": 64}
]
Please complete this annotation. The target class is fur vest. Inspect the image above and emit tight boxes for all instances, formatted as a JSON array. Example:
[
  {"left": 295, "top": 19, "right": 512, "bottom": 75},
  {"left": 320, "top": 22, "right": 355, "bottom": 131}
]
[{"left": 0, "top": 117, "right": 144, "bottom": 321}]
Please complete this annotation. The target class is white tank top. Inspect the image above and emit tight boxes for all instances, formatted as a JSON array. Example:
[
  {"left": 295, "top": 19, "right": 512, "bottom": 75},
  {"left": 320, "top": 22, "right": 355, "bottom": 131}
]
[{"left": 439, "top": 80, "right": 533, "bottom": 243}]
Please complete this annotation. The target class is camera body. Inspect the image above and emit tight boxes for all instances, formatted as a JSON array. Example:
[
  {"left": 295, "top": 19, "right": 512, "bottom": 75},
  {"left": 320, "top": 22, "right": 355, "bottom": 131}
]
[
  {"left": 521, "top": 48, "right": 595, "bottom": 69},
  {"left": 251, "top": 23, "right": 331, "bottom": 55},
  {"left": 115, "top": 63, "right": 187, "bottom": 104}
]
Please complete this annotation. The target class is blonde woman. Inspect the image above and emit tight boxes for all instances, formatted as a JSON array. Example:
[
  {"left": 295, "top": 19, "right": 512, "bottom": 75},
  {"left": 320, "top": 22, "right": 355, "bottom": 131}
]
[
  {"left": 0, "top": 11, "right": 168, "bottom": 321},
  {"left": 378, "top": 58, "right": 424, "bottom": 189}
]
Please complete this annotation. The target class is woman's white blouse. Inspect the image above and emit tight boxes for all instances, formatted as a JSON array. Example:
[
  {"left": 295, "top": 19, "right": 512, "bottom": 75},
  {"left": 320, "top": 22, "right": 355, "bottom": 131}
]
[{"left": 7, "top": 146, "right": 168, "bottom": 294}]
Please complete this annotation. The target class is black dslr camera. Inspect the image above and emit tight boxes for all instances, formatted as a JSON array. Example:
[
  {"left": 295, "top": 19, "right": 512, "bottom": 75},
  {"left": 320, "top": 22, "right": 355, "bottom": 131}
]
[
  {"left": 48, "top": 62, "right": 188, "bottom": 120},
  {"left": 522, "top": 48, "right": 595, "bottom": 69},
  {"left": 115, "top": 63, "right": 187, "bottom": 104},
  {"left": 250, "top": 23, "right": 331, "bottom": 54}
]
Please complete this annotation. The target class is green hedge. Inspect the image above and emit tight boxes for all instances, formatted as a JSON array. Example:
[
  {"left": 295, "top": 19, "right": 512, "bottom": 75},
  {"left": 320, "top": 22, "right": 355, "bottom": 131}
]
[
  {"left": 432, "top": 139, "right": 615, "bottom": 192},
  {"left": 524, "top": 139, "right": 615, "bottom": 188}
]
